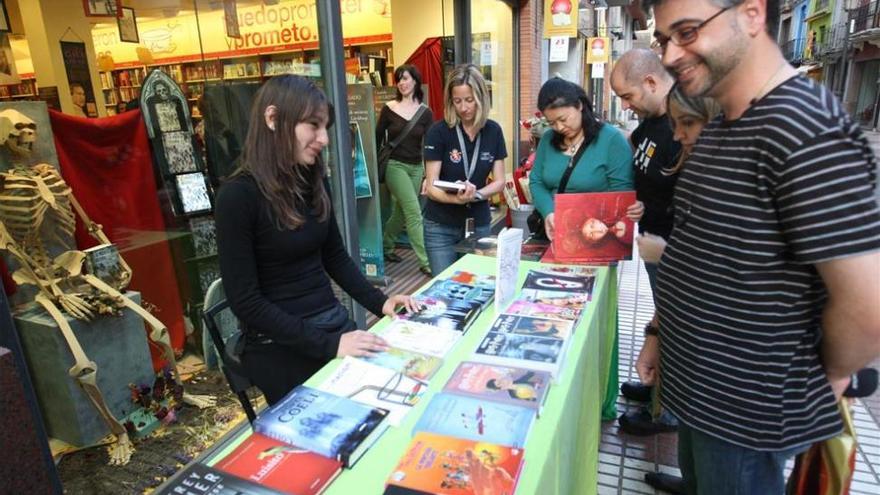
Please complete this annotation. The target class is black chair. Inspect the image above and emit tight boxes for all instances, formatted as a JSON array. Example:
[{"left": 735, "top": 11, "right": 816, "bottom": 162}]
[{"left": 202, "top": 279, "right": 258, "bottom": 424}]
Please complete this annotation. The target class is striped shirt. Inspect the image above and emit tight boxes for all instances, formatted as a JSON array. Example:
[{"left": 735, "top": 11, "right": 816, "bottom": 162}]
[{"left": 656, "top": 76, "right": 880, "bottom": 451}]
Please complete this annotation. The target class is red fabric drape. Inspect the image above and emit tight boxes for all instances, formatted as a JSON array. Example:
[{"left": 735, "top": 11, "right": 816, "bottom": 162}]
[
  {"left": 405, "top": 37, "right": 444, "bottom": 121},
  {"left": 49, "top": 109, "right": 185, "bottom": 370}
]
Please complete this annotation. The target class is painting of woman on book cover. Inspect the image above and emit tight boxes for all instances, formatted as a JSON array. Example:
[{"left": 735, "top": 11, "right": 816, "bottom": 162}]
[{"left": 553, "top": 191, "right": 637, "bottom": 262}]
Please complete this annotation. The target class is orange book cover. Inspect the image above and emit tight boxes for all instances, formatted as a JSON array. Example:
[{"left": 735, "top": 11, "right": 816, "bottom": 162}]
[
  {"left": 214, "top": 433, "right": 342, "bottom": 495},
  {"left": 552, "top": 191, "right": 637, "bottom": 262},
  {"left": 385, "top": 432, "right": 524, "bottom": 495}
]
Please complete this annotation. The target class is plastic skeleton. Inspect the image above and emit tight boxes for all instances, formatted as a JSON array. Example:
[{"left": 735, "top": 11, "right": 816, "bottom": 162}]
[{"left": 0, "top": 109, "right": 214, "bottom": 466}]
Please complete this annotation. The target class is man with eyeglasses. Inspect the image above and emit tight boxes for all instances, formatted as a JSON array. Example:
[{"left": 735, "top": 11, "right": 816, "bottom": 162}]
[{"left": 641, "top": 1, "right": 880, "bottom": 493}]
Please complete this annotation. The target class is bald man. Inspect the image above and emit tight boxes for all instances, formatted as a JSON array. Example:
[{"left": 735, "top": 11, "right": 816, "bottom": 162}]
[{"left": 610, "top": 49, "right": 681, "bottom": 437}]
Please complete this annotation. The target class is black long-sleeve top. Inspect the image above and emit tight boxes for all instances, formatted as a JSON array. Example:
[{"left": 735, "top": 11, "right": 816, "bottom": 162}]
[
  {"left": 375, "top": 104, "right": 434, "bottom": 165},
  {"left": 215, "top": 174, "right": 388, "bottom": 361}
]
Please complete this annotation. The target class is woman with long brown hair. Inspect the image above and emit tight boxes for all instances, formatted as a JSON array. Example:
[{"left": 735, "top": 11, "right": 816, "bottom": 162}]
[{"left": 215, "top": 75, "right": 417, "bottom": 405}]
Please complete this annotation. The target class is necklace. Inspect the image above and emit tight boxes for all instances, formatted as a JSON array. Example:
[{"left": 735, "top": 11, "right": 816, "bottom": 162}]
[
  {"left": 750, "top": 63, "right": 788, "bottom": 106},
  {"left": 565, "top": 132, "right": 585, "bottom": 155}
]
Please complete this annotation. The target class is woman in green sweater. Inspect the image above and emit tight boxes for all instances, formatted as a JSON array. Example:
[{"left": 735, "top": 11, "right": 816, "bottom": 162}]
[{"left": 529, "top": 78, "right": 635, "bottom": 240}]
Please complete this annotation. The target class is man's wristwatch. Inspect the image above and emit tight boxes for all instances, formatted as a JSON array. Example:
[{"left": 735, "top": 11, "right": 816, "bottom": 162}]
[{"left": 644, "top": 322, "right": 659, "bottom": 337}]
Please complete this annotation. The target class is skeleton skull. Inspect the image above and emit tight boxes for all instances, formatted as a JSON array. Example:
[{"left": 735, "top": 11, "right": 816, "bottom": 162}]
[{"left": 0, "top": 109, "right": 37, "bottom": 157}]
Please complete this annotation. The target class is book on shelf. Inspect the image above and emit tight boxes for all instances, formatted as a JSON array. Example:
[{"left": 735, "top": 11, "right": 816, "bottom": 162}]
[
  {"left": 214, "top": 433, "right": 342, "bottom": 495},
  {"left": 489, "top": 314, "right": 574, "bottom": 341},
  {"left": 155, "top": 462, "right": 282, "bottom": 494},
  {"left": 552, "top": 191, "right": 637, "bottom": 262},
  {"left": 384, "top": 432, "right": 525, "bottom": 495},
  {"left": 362, "top": 347, "right": 443, "bottom": 381},
  {"left": 474, "top": 331, "right": 568, "bottom": 378},
  {"left": 398, "top": 295, "right": 481, "bottom": 333},
  {"left": 375, "top": 319, "right": 462, "bottom": 358},
  {"left": 252, "top": 386, "right": 389, "bottom": 468},
  {"left": 317, "top": 357, "right": 427, "bottom": 426},
  {"left": 413, "top": 393, "right": 534, "bottom": 448},
  {"left": 443, "top": 361, "right": 551, "bottom": 414}
]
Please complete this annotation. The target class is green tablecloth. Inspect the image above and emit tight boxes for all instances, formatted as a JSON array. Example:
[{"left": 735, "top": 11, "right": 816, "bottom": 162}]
[{"left": 205, "top": 255, "right": 619, "bottom": 495}]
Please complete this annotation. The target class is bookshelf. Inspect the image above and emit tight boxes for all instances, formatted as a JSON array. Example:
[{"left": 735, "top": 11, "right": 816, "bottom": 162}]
[{"left": 0, "top": 77, "right": 37, "bottom": 101}]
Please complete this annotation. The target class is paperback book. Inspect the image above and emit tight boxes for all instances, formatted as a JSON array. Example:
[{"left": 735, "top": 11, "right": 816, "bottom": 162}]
[
  {"left": 522, "top": 270, "right": 595, "bottom": 295},
  {"left": 420, "top": 279, "right": 494, "bottom": 310},
  {"left": 413, "top": 393, "right": 534, "bottom": 448},
  {"left": 155, "top": 462, "right": 282, "bottom": 494},
  {"left": 384, "top": 432, "right": 525, "bottom": 495},
  {"left": 399, "top": 295, "right": 481, "bottom": 333},
  {"left": 376, "top": 320, "right": 462, "bottom": 357},
  {"left": 552, "top": 191, "right": 637, "bottom": 262},
  {"left": 252, "top": 386, "right": 388, "bottom": 468},
  {"left": 214, "top": 433, "right": 342, "bottom": 495},
  {"left": 362, "top": 347, "right": 443, "bottom": 381},
  {"left": 474, "top": 332, "right": 567, "bottom": 378},
  {"left": 318, "top": 357, "right": 427, "bottom": 426},
  {"left": 490, "top": 314, "right": 573, "bottom": 340},
  {"left": 504, "top": 299, "right": 582, "bottom": 322},
  {"left": 443, "top": 361, "right": 551, "bottom": 412}
]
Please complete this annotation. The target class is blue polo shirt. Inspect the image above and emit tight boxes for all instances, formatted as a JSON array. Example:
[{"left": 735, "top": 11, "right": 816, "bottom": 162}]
[{"left": 423, "top": 119, "right": 507, "bottom": 227}]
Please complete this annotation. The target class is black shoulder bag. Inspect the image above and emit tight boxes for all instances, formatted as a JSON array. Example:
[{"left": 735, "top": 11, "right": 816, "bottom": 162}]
[
  {"left": 527, "top": 140, "right": 589, "bottom": 240},
  {"left": 377, "top": 104, "right": 428, "bottom": 183}
]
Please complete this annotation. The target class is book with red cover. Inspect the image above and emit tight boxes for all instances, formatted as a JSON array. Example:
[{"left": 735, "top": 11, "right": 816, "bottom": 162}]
[
  {"left": 214, "top": 433, "right": 342, "bottom": 495},
  {"left": 552, "top": 191, "right": 637, "bottom": 262},
  {"left": 384, "top": 432, "right": 525, "bottom": 495}
]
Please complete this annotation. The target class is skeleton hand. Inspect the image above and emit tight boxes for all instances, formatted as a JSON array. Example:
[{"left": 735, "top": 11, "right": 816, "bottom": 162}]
[
  {"left": 56, "top": 292, "right": 95, "bottom": 320},
  {"left": 107, "top": 432, "right": 134, "bottom": 466},
  {"left": 183, "top": 392, "right": 216, "bottom": 409}
]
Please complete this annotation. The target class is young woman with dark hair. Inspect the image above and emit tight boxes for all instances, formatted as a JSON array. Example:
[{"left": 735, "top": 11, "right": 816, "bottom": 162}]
[
  {"left": 529, "top": 78, "right": 634, "bottom": 240},
  {"left": 215, "top": 75, "right": 417, "bottom": 405},
  {"left": 376, "top": 64, "right": 433, "bottom": 274}
]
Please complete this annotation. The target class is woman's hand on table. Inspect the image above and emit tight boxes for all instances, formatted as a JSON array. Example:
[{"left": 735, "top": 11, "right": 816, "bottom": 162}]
[
  {"left": 636, "top": 233, "right": 667, "bottom": 264},
  {"left": 337, "top": 330, "right": 389, "bottom": 358},
  {"left": 626, "top": 200, "right": 644, "bottom": 222},
  {"left": 544, "top": 212, "right": 556, "bottom": 240},
  {"left": 383, "top": 294, "right": 421, "bottom": 318}
]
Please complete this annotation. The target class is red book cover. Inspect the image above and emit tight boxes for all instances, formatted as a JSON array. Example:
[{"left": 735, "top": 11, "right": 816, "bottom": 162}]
[
  {"left": 385, "top": 432, "right": 524, "bottom": 495},
  {"left": 214, "top": 433, "right": 342, "bottom": 495},
  {"left": 552, "top": 191, "right": 637, "bottom": 262}
]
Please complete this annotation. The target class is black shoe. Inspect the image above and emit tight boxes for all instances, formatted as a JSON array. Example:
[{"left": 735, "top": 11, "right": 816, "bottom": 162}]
[
  {"left": 645, "top": 472, "right": 684, "bottom": 494},
  {"left": 384, "top": 252, "right": 402, "bottom": 263},
  {"left": 618, "top": 408, "right": 678, "bottom": 436},
  {"left": 621, "top": 381, "right": 652, "bottom": 402},
  {"left": 419, "top": 266, "right": 432, "bottom": 277},
  {"left": 844, "top": 368, "right": 878, "bottom": 398}
]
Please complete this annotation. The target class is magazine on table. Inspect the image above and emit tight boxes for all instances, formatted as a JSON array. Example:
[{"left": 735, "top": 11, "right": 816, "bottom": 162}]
[
  {"left": 443, "top": 361, "right": 552, "bottom": 415},
  {"left": 361, "top": 346, "right": 443, "bottom": 381},
  {"left": 384, "top": 432, "right": 525, "bottom": 495},
  {"left": 252, "top": 386, "right": 389, "bottom": 468},
  {"left": 552, "top": 191, "right": 637, "bottom": 262},
  {"left": 318, "top": 357, "right": 427, "bottom": 426},
  {"left": 413, "top": 393, "right": 535, "bottom": 448},
  {"left": 214, "top": 433, "right": 342, "bottom": 495},
  {"left": 398, "top": 295, "right": 482, "bottom": 333}
]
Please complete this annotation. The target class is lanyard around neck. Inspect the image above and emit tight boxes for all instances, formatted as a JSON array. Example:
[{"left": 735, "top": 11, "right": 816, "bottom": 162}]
[{"left": 455, "top": 124, "right": 481, "bottom": 181}]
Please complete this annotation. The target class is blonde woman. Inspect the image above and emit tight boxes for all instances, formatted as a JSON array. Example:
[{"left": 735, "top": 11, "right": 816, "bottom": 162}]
[{"left": 422, "top": 64, "right": 506, "bottom": 275}]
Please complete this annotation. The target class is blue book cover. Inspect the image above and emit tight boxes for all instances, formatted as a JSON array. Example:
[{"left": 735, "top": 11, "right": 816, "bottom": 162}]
[
  {"left": 413, "top": 393, "right": 534, "bottom": 448},
  {"left": 253, "top": 386, "right": 387, "bottom": 463}
]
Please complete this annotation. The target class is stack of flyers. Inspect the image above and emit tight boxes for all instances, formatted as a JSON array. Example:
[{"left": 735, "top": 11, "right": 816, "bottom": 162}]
[{"left": 376, "top": 320, "right": 462, "bottom": 358}]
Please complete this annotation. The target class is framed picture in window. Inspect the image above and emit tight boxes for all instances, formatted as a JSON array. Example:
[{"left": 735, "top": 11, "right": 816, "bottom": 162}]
[
  {"left": 117, "top": 7, "right": 138, "bottom": 43},
  {"left": 0, "top": 1, "right": 11, "bottom": 33},
  {"left": 175, "top": 172, "right": 212, "bottom": 215},
  {"left": 82, "top": 0, "right": 122, "bottom": 18}
]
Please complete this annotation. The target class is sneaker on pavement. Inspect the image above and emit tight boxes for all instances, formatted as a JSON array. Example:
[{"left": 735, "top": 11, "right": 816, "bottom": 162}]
[
  {"left": 618, "top": 408, "right": 678, "bottom": 436},
  {"left": 620, "top": 381, "right": 652, "bottom": 402},
  {"left": 644, "top": 472, "right": 684, "bottom": 494}
]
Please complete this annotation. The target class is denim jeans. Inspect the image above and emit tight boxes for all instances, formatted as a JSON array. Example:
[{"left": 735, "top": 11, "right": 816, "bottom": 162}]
[
  {"left": 382, "top": 159, "right": 429, "bottom": 269},
  {"left": 678, "top": 422, "right": 808, "bottom": 495},
  {"left": 423, "top": 217, "right": 491, "bottom": 275}
]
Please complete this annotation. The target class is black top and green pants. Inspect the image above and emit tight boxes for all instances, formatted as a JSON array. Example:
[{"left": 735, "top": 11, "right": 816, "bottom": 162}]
[{"left": 376, "top": 104, "right": 434, "bottom": 269}]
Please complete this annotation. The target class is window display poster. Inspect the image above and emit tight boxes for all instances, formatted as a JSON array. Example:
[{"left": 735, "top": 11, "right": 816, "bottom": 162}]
[
  {"left": 60, "top": 41, "right": 97, "bottom": 117},
  {"left": 347, "top": 84, "right": 384, "bottom": 279},
  {"left": 350, "top": 122, "right": 372, "bottom": 199}
]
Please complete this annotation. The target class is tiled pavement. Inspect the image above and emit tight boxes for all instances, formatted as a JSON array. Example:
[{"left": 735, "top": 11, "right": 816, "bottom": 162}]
[{"left": 380, "top": 246, "right": 880, "bottom": 494}]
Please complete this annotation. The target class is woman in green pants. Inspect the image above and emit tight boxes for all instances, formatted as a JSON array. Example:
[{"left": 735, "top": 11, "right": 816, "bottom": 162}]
[{"left": 376, "top": 64, "right": 434, "bottom": 275}]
